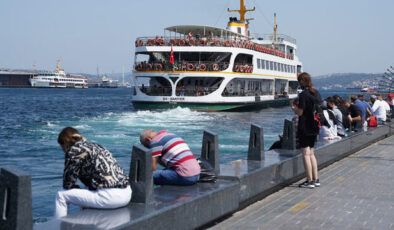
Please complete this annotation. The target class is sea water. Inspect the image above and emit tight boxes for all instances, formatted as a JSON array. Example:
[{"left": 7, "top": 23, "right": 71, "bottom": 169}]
[{"left": 0, "top": 88, "right": 344, "bottom": 222}]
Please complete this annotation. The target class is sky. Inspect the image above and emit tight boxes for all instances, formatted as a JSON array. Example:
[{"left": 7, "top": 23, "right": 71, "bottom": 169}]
[{"left": 0, "top": 0, "right": 393, "bottom": 76}]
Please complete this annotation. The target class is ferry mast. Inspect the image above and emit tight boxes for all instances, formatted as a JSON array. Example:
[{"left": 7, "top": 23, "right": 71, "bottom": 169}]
[{"left": 227, "top": 0, "right": 255, "bottom": 31}]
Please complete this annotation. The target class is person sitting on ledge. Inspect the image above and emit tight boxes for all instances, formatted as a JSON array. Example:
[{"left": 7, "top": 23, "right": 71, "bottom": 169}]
[
  {"left": 140, "top": 129, "right": 200, "bottom": 185},
  {"left": 55, "top": 127, "right": 131, "bottom": 218}
]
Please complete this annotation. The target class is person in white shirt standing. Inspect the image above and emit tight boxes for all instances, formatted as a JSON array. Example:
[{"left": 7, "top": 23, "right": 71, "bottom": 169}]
[{"left": 371, "top": 94, "right": 391, "bottom": 122}]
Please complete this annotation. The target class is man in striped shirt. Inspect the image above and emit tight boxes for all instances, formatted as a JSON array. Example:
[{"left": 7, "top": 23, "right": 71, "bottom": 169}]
[{"left": 140, "top": 129, "right": 200, "bottom": 185}]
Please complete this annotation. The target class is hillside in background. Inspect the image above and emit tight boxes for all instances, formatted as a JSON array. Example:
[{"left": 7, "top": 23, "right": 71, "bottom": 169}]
[{"left": 313, "top": 73, "right": 383, "bottom": 90}]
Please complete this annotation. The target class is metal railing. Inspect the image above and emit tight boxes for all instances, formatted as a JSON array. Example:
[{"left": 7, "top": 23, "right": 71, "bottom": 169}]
[
  {"left": 139, "top": 86, "right": 172, "bottom": 96},
  {"left": 134, "top": 61, "right": 229, "bottom": 72},
  {"left": 251, "top": 33, "right": 297, "bottom": 45},
  {"left": 135, "top": 36, "right": 293, "bottom": 60}
]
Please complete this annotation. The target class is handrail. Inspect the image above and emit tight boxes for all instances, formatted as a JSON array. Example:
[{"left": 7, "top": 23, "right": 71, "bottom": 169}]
[
  {"left": 134, "top": 61, "right": 229, "bottom": 72},
  {"left": 135, "top": 37, "right": 293, "bottom": 60}
]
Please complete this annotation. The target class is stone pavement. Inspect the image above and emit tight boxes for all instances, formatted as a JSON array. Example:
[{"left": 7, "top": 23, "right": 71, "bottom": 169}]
[{"left": 208, "top": 135, "right": 394, "bottom": 230}]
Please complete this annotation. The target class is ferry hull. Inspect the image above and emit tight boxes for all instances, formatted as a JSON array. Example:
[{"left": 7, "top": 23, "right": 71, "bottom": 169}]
[{"left": 132, "top": 99, "right": 290, "bottom": 111}]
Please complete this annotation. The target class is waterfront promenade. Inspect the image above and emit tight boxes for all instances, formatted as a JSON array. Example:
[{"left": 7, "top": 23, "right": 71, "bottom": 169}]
[{"left": 208, "top": 135, "right": 394, "bottom": 230}]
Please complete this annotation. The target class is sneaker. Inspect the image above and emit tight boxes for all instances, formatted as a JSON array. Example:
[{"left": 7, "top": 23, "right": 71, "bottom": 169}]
[
  {"left": 299, "top": 181, "right": 315, "bottom": 189},
  {"left": 313, "top": 179, "right": 320, "bottom": 187}
]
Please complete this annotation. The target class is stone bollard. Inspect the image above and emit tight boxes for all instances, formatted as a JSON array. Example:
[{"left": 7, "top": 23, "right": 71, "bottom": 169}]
[
  {"left": 248, "top": 123, "right": 265, "bottom": 161},
  {"left": 201, "top": 130, "right": 220, "bottom": 173},
  {"left": 281, "top": 119, "right": 296, "bottom": 150},
  {"left": 129, "top": 145, "right": 153, "bottom": 204},
  {"left": 0, "top": 167, "right": 32, "bottom": 230}
]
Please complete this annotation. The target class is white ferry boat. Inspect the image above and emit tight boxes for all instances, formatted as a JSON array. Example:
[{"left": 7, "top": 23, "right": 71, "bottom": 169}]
[
  {"left": 131, "top": 0, "right": 301, "bottom": 111},
  {"left": 29, "top": 61, "right": 88, "bottom": 88}
]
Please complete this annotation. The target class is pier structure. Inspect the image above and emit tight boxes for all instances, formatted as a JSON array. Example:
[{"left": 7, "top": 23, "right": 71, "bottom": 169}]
[{"left": 0, "top": 120, "right": 393, "bottom": 230}]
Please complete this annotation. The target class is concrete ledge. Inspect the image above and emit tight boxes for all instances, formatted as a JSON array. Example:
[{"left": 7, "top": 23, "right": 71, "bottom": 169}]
[{"left": 35, "top": 179, "right": 239, "bottom": 230}]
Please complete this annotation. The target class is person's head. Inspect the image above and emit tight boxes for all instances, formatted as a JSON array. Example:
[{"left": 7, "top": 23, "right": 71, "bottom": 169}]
[
  {"left": 326, "top": 97, "right": 335, "bottom": 109},
  {"left": 388, "top": 93, "right": 393, "bottom": 100},
  {"left": 58, "top": 127, "right": 84, "bottom": 153},
  {"left": 297, "top": 72, "right": 316, "bottom": 94},
  {"left": 370, "top": 94, "right": 377, "bottom": 102},
  {"left": 332, "top": 95, "right": 341, "bottom": 106},
  {"left": 376, "top": 94, "right": 383, "bottom": 101},
  {"left": 140, "top": 129, "right": 157, "bottom": 147},
  {"left": 350, "top": 95, "right": 358, "bottom": 103},
  {"left": 344, "top": 99, "right": 351, "bottom": 108},
  {"left": 357, "top": 94, "right": 364, "bottom": 101}
]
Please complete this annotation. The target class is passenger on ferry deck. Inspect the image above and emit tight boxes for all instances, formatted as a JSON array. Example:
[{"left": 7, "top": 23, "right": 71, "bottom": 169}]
[
  {"left": 371, "top": 94, "right": 391, "bottom": 123},
  {"left": 344, "top": 99, "right": 362, "bottom": 132},
  {"left": 140, "top": 129, "right": 200, "bottom": 185},
  {"left": 352, "top": 95, "right": 371, "bottom": 128},
  {"left": 327, "top": 97, "right": 345, "bottom": 137}
]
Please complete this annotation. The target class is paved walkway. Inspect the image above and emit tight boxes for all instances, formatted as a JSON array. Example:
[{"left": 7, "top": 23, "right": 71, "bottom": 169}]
[{"left": 209, "top": 135, "right": 394, "bottom": 230}]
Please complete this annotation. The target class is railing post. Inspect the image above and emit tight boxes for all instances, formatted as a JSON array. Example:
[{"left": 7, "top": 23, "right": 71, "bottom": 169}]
[
  {"left": 0, "top": 167, "right": 32, "bottom": 230},
  {"left": 282, "top": 119, "right": 297, "bottom": 150},
  {"left": 201, "top": 130, "right": 220, "bottom": 173},
  {"left": 248, "top": 123, "right": 265, "bottom": 161},
  {"left": 129, "top": 145, "right": 153, "bottom": 204}
]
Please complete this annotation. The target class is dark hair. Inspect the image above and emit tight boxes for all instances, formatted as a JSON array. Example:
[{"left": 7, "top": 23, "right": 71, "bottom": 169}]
[
  {"left": 332, "top": 95, "right": 341, "bottom": 106},
  {"left": 58, "top": 127, "right": 83, "bottom": 150},
  {"left": 350, "top": 95, "right": 358, "bottom": 103},
  {"left": 297, "top": 72, "right": 316, "bottom": 94}
]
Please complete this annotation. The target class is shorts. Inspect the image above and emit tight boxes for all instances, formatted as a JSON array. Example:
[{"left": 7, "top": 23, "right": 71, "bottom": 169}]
[{"left": 299, "top": 135, "right": 317, "bottom": 148}]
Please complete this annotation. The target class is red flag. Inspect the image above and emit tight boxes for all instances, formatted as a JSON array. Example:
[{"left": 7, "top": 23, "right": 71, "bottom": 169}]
[{"left": 169, "top": 46, "right": 174, "bottom": 65}]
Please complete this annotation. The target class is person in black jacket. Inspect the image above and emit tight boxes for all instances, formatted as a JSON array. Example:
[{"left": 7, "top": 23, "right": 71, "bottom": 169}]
[
  {"left": 291, "top": 72, "right": 321, "bottom": 189},
  {"left": 55, "top": 127, "right": 131, "bottom": 218}
]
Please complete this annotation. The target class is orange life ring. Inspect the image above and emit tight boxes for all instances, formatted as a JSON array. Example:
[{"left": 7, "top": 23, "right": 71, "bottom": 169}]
[
  {"left": 232, "top": 40, "right": 237, "bottom": 47},
  {"left": 225, "top": 40, "right": 230, "bottom": 47},
  {"left": 138, "top": 40, "right": 143, "bottom": 46},
  {"left": 239, "top": 65, "right": 244, "bottom": 73},
  {"left": 199, "top": 64, "right": 207, "bottom": 71},
  {"left": 147, "top": 63, "right": 153, "bottom": 70},
  {"left": 199, "top": 40, "right": 206, "bottom": 46},
  {"left": 212, "top": 63, "right": 219, "bottom": 71},
  {"left": 179, "top": 39, "right": 186, "bottom": 46},
  {"left": 155, "top": 63, "right": 163, "bottom": 71},
  {"left": 237, "top": 41, "right": 242, "bottom": 48},
  {"left": 189, "top": 39, "right": 196, "bottom": 46},
  {"left": 234, "top": 65, "right": 240, "bottom": 72},
  {"left": 170, "top": 39, "right": 177, "bottom": 46},
  {"left": 187, "top": 63, "right": 194, "bottom": 71},
  {"left": 214, "top": 40, "right": 221, "bottom": 46},
  {"left": 160, "top": 39, "right": 166, "bottom": 46}
]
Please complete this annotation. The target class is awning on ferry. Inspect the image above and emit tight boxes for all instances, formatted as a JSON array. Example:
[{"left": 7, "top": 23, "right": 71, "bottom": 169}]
[{"left": 165, "top": 25, "right": 246, "bottom": 38}]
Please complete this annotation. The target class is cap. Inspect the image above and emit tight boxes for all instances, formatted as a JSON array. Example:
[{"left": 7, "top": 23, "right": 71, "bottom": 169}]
[
  {"left": 357, "top": 94, "right": 364, "bottom": 98},
  {"left": 388, "top": 93, "right": 394, "bottom": 98},
  {"left": 370, "top": 95, "right": 377, "bottom": 99}
]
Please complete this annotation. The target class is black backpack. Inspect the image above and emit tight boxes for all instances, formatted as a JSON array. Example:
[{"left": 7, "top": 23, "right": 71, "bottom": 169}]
[
  {"left": 197, "top": 158, "right": 217, "bottom": 183},
  {"left": 310, "top": 101, "right": 330, "bottom": 135}
]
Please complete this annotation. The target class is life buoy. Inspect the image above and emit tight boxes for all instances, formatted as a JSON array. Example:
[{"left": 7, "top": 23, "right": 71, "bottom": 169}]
[
  {"left": 148, "top": 39, "right": 154, "bottom": 46},
  {"left": 234, "top": 65, "right": 240, "bottom": 72},
  {"left": 237, "top": 41, "right": 242, "bottom": 48},
  {"left": 214, "top": 40, "right": 221, "bottom": 46},
  {"left": 155, "top": 63, "right": 163, "bottom": 71},
  {"left": 212, "top": 63, "right": 219, "bottom": 71},
  {"left": 199, "top": 64, "right": 207, "bottom": 71},
  {"left": 160, "top": 39, "right": 166, "bottom": 46},
  {"left": 179, "top": 39, "right": 186, "bottom": 46},
  {"left": 224, "top": 40, "right": 230, "bottom": 47},
  {"left": 239, "top": 65, "right": 244, "bottom": 73},
  {"left": 199, "top": 40, "right": 206, "bottom": 46},
  {"left": 187, "top": 63, "right": 194, "bottom": 71},
  {"left": 189, "top": 39, "right": 196, "bottom": 46},
  {"left": 170, "top": 39, "right": 177, "bottom": 46},
  {"left": 147, "top": 63, "right": 153, "bottom": 70},
  {"left": 232, "top": 40, "right": 237, "bottom": 47},
  {"left": 138, "top": 40, "right": 143, "bottom": 46}
]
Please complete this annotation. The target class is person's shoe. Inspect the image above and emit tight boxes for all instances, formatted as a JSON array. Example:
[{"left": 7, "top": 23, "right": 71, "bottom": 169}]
[
  {"left": 299, "top": 181, "right": 315, "bottom": 189},
  {"left": 313, "top": 179, "right": 320, "bottom": 187}
]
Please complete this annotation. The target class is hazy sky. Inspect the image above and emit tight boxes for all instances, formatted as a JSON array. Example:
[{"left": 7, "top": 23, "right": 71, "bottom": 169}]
[{"left": 1, "top": 0, "right": 393, "bottom": 76}]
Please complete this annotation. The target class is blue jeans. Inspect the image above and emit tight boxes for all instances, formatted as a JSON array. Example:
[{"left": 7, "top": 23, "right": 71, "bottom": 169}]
[{"left": 153, "top": 169, "right": 199, "bottom": 185}]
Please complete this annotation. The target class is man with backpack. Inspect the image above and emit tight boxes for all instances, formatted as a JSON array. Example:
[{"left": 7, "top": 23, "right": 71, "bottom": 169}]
[{"left": 291, "top": 72, "right": 322, "bottom": 189}]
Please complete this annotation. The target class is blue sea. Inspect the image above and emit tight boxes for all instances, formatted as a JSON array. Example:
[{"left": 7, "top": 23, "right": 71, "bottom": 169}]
[{"left": 0, "top": 88, "right": 348, "bottom": 222}]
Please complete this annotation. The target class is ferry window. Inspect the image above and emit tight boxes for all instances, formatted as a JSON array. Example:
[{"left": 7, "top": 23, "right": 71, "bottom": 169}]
[
  {"left": 237, "top": 27, "right": 241, "bottom": 34},
  {"left": 222, "top": 78, "right": 274, "bottom": 97},
  {"left": 288, "top": 81, "right": 299, "bottom": 94},
  {"left": 176, "top": 77, "right": 224, "bottom": 96},
  {"left": 261, "top": 59, "right": 265, "bottom": 69},
  {"left": 281, "top": 64, "right": 284, "bottom": 72},
  {"left": 275, "top": 79, "right": 288, "bottom": 95},
  {"left": 274, "top": 62, "right": 277, "bottom": 71},
  {"left": 136, "top": 76, "right": 171, "bottom": 96},
  {"left": 233, "top": 53, "right": 253, "bottom": 72},
  {"left": 257, "top": 59, "right": 261, "bottom": 69},
  {"left": 266, "top": 60, "right": 269, "bottom": 70},
  {"left": 297, "top": 65, "right": 302, "bottom": 73},
  {"left": 270, "top": 61, "right": 273, "bottom": 70}
]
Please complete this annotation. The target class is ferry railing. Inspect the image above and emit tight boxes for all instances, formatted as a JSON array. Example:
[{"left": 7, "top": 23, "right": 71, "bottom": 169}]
[
  {"left": 135, "top": 37, "right": 291, "bottom": 60},
  {"left": 251, "top": 33, "right": 297, "bottom": 45},
  {"left": 134, "top": 61, "right": 229, "bottom": 72},
  {"left": 139, "top": 86, "right": 172, "bottom": 96},
  {"left": 175, "top": 86, "right": 220, "bottom": 96}
]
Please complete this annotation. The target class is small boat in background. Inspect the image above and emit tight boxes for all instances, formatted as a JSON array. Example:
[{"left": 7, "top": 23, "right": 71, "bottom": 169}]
[{"left": 361, "top": 87, "right": 374, "bottom": 92}]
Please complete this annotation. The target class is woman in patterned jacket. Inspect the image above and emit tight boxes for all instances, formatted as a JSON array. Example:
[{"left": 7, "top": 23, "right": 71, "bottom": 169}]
[{"left": 55, "top": 127, "right": 131, "bottom": 218}]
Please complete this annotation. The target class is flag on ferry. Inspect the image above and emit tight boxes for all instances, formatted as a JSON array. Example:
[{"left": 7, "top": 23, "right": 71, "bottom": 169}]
[{"left": 169, "top": 46, "right": 174, "bottom": 65}]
